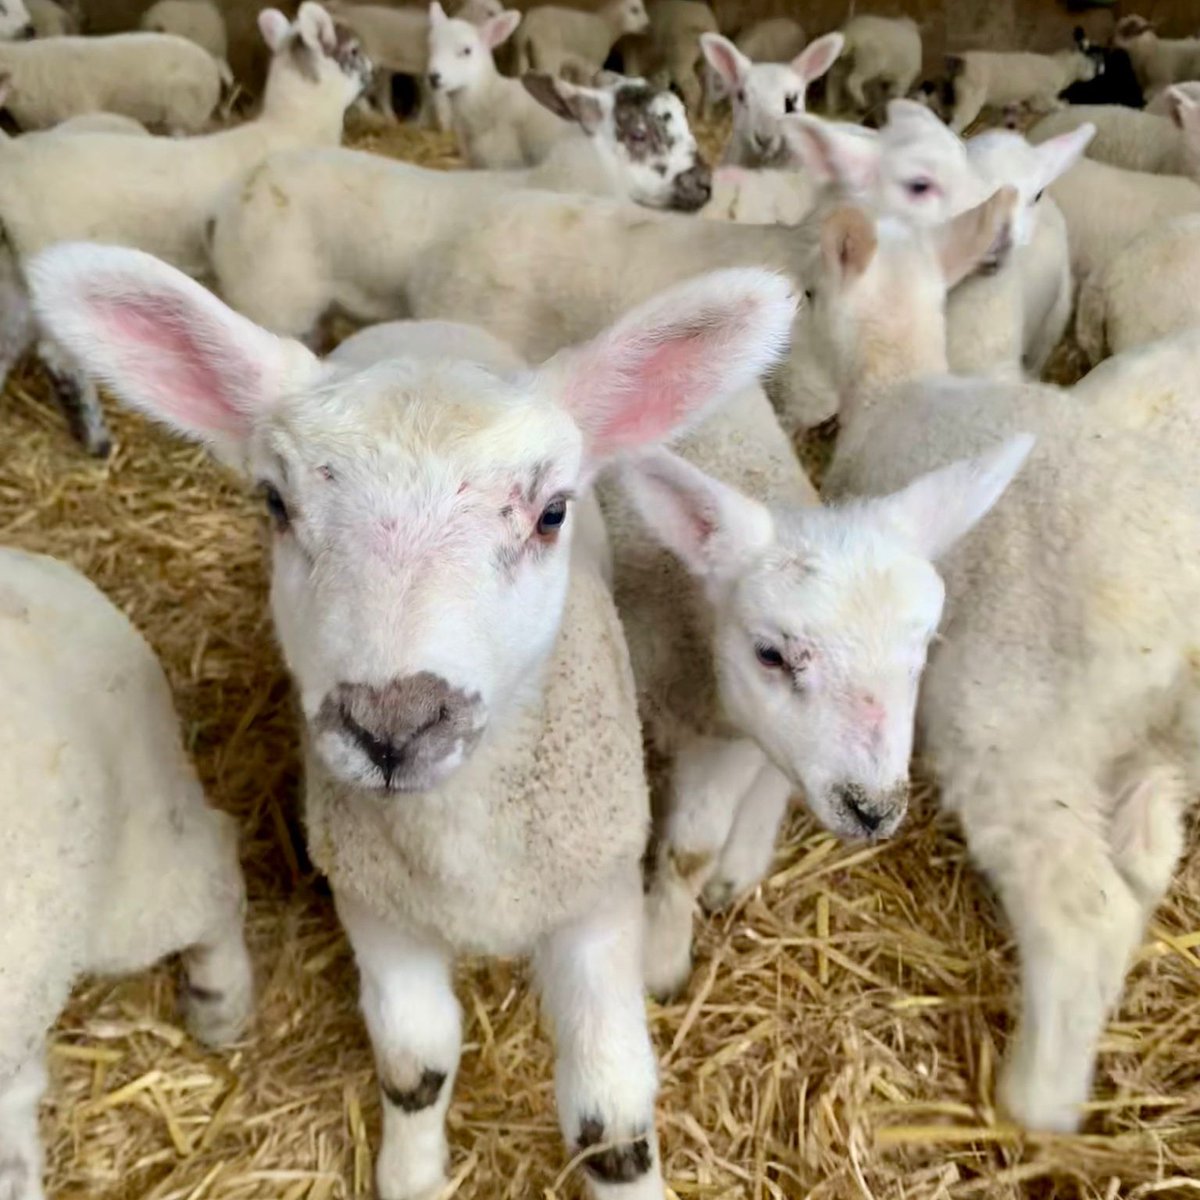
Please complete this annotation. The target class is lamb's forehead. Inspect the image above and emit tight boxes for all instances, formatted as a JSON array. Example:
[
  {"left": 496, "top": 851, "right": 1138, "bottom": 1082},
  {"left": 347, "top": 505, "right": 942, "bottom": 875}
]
[
  {"left": 435, "top": 15, "right": 478, "bottom": 47},
  {"left": 747, "top": 62, "right": 802, "bottom": 94},
  {"left": 740, "top": 508, "right": 944, "bottom": 635},
  {"left": 966, "top": 130, "right": 1035, "bottom": 185},
  {"left": 264, "top": 359, "right": 581, "bottom": 482}
]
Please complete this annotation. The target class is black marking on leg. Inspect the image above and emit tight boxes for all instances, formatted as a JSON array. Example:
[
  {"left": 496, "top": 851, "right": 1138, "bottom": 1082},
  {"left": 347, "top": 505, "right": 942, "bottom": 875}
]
[
  {"left": 45, "top": 366, "right": 111, "bottom": 457},
  {"left": 382, "top": 1068, "right": 446, "bottom": 1113},
  {"left": 576, "top": 1117, "right": 653, "bottom": 1184}
]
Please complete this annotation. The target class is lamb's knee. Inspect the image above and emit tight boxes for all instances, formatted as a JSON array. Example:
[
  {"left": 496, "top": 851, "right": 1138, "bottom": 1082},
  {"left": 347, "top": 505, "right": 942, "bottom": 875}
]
[{"left": 1109, "top": 761, "right": 1186, "bottom": 910}]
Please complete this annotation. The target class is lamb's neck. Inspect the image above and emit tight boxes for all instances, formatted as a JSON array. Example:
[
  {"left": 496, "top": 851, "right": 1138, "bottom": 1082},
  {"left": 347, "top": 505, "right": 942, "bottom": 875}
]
[
  {"left": 455, "top": 70, "right": 508, "bottom": 128},
  {"left": 841, "top": 337, "right": 948, "bottom": 426},
  {"left": 258, "top": 86, "right": 347, "bottom": 146},
  {"left": 528, "top": 138, "right": 616, "bottom": 196}
]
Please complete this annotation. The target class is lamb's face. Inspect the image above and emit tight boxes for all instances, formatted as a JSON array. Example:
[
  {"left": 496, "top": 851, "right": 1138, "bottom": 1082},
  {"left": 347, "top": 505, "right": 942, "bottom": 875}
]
[
  {"left": 0, "top": 0, "right": 33, "bottom": 40},
  {"left": 605, "top": 84, "right": 711, "bottom": 211},
  {"left": 427, "top": 16, "right": 487, "bottom": 94},
  {"left": 254, "top": 362, "right": 583, "bottom": 794},
  {"left": 735, "top": 64, "right": 810, "bottom": 163},
  {"left": 618, "top": 0, "right": 649, "bottom": 36},
  {"left": 713, "top": 519, "right": 943, "bottom": 840}
]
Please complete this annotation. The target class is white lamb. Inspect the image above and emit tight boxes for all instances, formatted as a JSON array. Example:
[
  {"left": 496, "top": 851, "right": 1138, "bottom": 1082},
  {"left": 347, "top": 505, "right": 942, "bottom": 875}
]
[
  {"left": 0, "top": 1, "right": 368, "bottom": 456},
  {"left": 823, "top": 15, "right": 922, "bottom": 121},
  {"left": 514, "top": 0, "right": 648, "bottom": 81},
  {"left": 1146, "top": 78, "right": 1200, "bottom": 116},
  {"left": 1074, "top": 214, "right": 1200, "bottom": 365},
  {"left": 0, "top": 31, "right": 223, "bottom": 132},
  {"left": 598, "top": 284, "right": 1030, "bottom": 995},
  {"left": 427, "top": 3, "right": 575, "bottom": 167},
  {"left": 958, "top": 122, "right": 1094, "bottom": 377},
  {"left": 0, "top": 546, "right": 252, "bottom": 1200},
  {"left": 1030, "top": 93, "right": 1200, "bottom": 178},
  {"left": 700, "top": 29, "right": 843, "bottom": 166},
  {"left": 1113, "top": 14, "right": 1200, "bottom": 95},
  {"left": 0, "top": 75, "right": 148, "bottom": 135},
  {"left": 139, "top": 0, "right": 232, "bottom": 87},
  {"left": 25, "top": 0, "right": 76, "bottom": 37},
  {"left": 1047, "top": 155, "right": 1200, "bottom": 282},
  {"left": 0, "top": 0, "right": 30, "bottom": 39},
  {"left": 944, "top": 30, "right": 1099, "bottom": 134},
  {"left": 616, "top": 0, "right": 717, "bottom": 114},
  {"left": 32, "top": 239, "right": 798, "bottom": 1200},
  {"left": 812, "top": 197, "right": 1200, "bottom": 1136}
]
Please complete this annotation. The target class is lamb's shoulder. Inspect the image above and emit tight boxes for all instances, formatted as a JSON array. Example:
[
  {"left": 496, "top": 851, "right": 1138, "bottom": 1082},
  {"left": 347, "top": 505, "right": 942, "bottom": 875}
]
[{"left": 305, "top": 561, "right": 649, "bottom": 955}]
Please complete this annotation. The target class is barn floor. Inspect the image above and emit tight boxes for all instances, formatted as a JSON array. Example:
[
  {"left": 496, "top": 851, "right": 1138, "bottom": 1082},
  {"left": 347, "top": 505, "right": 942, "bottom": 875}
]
[{"left": 4, "top": 111, "right": 1200, "bottom": 1200}]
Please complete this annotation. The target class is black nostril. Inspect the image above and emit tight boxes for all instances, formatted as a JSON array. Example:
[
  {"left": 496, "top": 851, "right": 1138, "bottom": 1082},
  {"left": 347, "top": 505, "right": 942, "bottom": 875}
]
[
  {"left": 835, "top": 784, "right": 885, "bottom": 833},
  {"left": 428, "top": 72, "right": 442, "bottom": 89},
  {"left": 340, "top": 707, "right": 404, "bottom": 785},
  {"left": 849, "top": 801, "right": 883, "bottom": 832}
]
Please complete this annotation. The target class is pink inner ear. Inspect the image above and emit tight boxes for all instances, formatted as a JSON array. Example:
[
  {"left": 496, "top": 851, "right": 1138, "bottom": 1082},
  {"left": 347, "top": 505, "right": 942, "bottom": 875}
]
[
  {"left": 93, "top": 293, "right": 258, "bottom": 435},
  {"left": 582, "top": 331, "right": 713, "bottom": 459}
]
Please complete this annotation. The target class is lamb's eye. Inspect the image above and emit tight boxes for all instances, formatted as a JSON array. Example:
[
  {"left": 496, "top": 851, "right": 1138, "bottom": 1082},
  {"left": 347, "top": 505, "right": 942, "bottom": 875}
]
[
  {"left": 755, "top": 643, "right": 785, "bottom": 669},
  {"left": 907, "top": 178, "right": 934, "bottom": 196},
  {"left": 736, "top": 88, "right": 746, "bottom": 104},
  {"left": 536, "top": 496, "right": 568, "bottom": 538},
  {"left": 261, "top": 483, "right": 290, "bottom": 531},
  {"left": 784, "top": 92, "right": 799, "bottom": 114},
  {"left": 460, "top": 46, "right": 472, "bottom": 56},
  {"left": 803, "top": 287, "right": 815, "bottom": 303},
  {"left": 1034, "top": 188, "right": 1045, "bottom": 203}
]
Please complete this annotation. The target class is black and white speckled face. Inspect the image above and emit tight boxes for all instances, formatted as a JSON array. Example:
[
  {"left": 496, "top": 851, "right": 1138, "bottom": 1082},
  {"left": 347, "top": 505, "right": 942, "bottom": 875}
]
[{"left": 607, "top": 83, "right": 711, "bottom": 210}]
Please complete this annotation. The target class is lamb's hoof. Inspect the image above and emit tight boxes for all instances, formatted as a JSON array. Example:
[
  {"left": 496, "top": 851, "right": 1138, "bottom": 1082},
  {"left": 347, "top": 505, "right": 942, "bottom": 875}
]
[
  {"left": 699, "top": 876, "right": 737, "bottom": 914},
  {"left": 996, "top": 1059, "right": 1085, "bottom": 1134},
  {"left": 183, "top": 971, "right": 253, "bottom": 1049}
]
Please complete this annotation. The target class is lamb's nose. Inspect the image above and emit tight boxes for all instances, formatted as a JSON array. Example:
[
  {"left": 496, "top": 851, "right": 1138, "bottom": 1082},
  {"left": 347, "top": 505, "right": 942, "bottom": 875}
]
[
  {"left": 428, "top": 71, "right": 442, "bottom": 90},
  {"left": 326, "top": 672, "right": 484, "bottom": 790}
]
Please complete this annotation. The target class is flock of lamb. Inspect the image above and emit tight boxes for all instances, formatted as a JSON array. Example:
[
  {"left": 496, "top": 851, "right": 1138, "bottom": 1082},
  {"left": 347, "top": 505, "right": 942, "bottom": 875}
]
[{"left": 3, "top": 0, "right": 1200, "bottom": 1196}]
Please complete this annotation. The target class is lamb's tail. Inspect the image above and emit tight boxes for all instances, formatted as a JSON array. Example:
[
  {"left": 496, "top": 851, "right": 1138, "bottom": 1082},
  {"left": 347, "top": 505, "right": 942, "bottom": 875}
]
[{"left": 1073, "top": 269, "right": 1108, "bottom": 368}]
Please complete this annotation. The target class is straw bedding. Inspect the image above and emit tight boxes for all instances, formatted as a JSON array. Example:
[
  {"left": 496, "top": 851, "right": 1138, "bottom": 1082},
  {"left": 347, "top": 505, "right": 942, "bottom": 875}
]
[{"left": 3, "top": 108, "right": 1199, "bottom": 1200}]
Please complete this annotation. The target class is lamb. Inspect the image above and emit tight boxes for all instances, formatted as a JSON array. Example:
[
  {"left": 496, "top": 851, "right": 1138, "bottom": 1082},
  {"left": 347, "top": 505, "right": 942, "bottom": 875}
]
[
  {"left": 1074, "top": 214, "right": 1200, "bottom": 365},
  {"left": 328, "top": 0, "right": 500, "bottom": 123},
  {"left": 1030, "top": 93, "right": 1200, "bottom": 178},
  {"left": 822, "top": 15, "right": 922, "bottom": 121},
  {"left": 1046, "top": 155, "right": 1200, "bottom": 282},
  {"left": 944, "top": 29, "right": 1100, "bottom": 134},
  {"left": 513, "top": 0, "right": 648, "bottom": 81},
  {"left": 428, "top": 3, "right": 574, "bottom": 167},
  {"left": 812, "top": 197, "right": 1200, "bottom": 1137},
  {"left": 956, "top": 122, "right": 1095, "bottom": 377},
  {"left": 0, "top": 74, "right": 148, "bottom": 135},
  {"left": 1058, "top": 45, "right": 1143, "bottom": 108},
  {"left": 0, "top": 1, "right": 368, "bottom": 456},
  {"left": 1146, "top": 78, "right": 1200, "bottom": 116},
  {"left": 31, "top": 238, "right": 799, "bottom": 1200},
  {"left": 699, "top": 30, "right": 843, "bottom": 166},
  {"left": 0, "top": 0, "right": 30, "bottom": 39},
  {"left": 26, "top": 0, "right": 72, "bottom": 39},
  {"left": 0, "top": 546, "right": 253, "bottom": 1200},
  {"left": 614, "top": 0, "right": 717, "bottom": 114},
  {"left": 1113, "top": 15, "right": 1200, "bottom": 96},
  {"left": 0, "top": 31, "right": 223, "bottom": 132},
  {"left": 139, "top": 0, "right": 232, "bottom": 86}
]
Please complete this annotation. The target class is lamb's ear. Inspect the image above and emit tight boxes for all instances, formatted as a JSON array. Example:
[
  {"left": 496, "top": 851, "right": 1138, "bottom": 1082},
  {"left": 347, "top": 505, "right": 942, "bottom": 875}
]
[
  {"left": 295, "top": 1, "right": 336, "bottom": 51},
  {"left": 781, "top": 115, "right": 881, "bottom": 188},
  {"left": 935, "top": 185, "right": 1019, "bottom": 286},
  {"left": 481, "top": 8, "right": 520, "bottom": 48},
  {"left": 258, "top": 7, "right": 292, "bottom": 50},
  {"left": 522, "top": 74, "right": 610, "bottom": 132},
  {"left": 700, "top": 33, "right": 748, "bottom": 94},
  {"left": 618, "top": 448, "right": 774, "bottom": 580},
  {"left": 542, "top": 267, "right": 796, "bottom": 479},
  {"left": 820, "top": 205, "right": 878, "bottom": 284},
  {"left": 1169, "top": 88, "right": 1200, "bottom": 144},
  {"left": 792, "top": 32, "right": 843, "bottom": 86},
  {"left": 1031, "top": 123, "right": 1093, "bottom": 192},
  {"left": 27, "top": 243, "right": 318, "bottom": 467},
  {"left": 866, "top": 434, "right": 1034, "bottom": 561},
  {"left": 428, "top": 1, "right": 448, "bottom": 26}
]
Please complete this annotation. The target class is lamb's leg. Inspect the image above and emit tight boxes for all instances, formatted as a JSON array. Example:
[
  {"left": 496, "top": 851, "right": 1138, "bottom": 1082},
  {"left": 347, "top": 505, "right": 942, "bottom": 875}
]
[
  {"left": 336, "top": 890, "right": 460, "bottom": 1200},
  {"left": 535, "top": 878, "right": 663, "bottom": 1200},
  {"left": 0, "top": 277, "right": 34, "bottom": 399},
  {"left": 37, "top": 335, "right": 112, "bottom": 457},
  {"left": 701, "top": 761, "right": 792, "bottom": 913},
  {"left": 0, "top": 1052, "right": 46, "bottom": 1200},
  {"left": 948, "top": 83, "right": 986, "bottom": 133},
  {"left": 845, "top": 68, "right": 869, "bottom": 114},
  {"left": 176, "top": 806, "right": 252, "bottom": 1051},
  {"left": 967, "top": 791, "right": 1146, "bottom": 1132},
  {"left": 1108, "top": 755, "right": 1187, "bottom": 919},
  {"left": 642, "top": 736, "right": 767, "bottom": 998}
]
